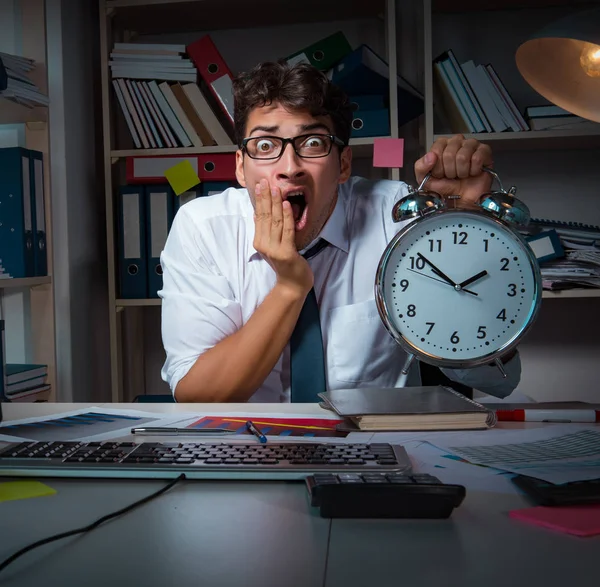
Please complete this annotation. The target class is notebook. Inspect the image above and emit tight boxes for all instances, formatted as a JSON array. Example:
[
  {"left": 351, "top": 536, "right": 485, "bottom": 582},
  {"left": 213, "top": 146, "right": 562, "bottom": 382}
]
[{"left": 318, "top": 386, "right": 497, "bottom": 431}]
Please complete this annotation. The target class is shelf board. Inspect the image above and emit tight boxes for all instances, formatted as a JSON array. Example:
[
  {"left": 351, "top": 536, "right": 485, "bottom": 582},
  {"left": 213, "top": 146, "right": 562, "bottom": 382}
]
[
  {"left": 111, "top": 137, "right": 384, "bottom": 159},
  {"left": 434, "top": 129, "right": 600, "bottom": 151},
  {"left": 433, "top": 0, "right": 595, "bottom": 12},
  {"left": 116, "top": 298, "right": 162, "bottom": 306},
  {"left": 0, "top": 97, "right": 47, "bottom": 125},
  {"left": 107, "top": 0, "right": 385, "bottom": 34},
  {"left": 117, "top": 289, "right": 600, "bottom": 307},
  {"left": 0, "top": 276, "right": 51, "bottom": 289},
  {"left": 542, "top": 289, "right": 600, "bottom": 299}
]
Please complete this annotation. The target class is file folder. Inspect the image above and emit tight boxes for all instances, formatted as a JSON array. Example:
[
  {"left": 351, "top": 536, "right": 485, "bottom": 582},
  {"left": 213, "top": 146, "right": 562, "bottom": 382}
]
[
  {"left": 145, "top": 184, "right": 174, "bottom": 298},
  {"left": 186, "top": 35, "right": 235, "bottom": 126},
  {"left": 349, "top": 94, "right": 385, "bottom": 112},
  {"left": 285, "top": 31, "right": 352, "bottom": 71},
  {"left": 173, "top": 189, "right": 200, "bottom": 215},
  {"left": 200, "top": 181, "right": 236, "bottom": 197},
  {"left": 351, "top": 109, "right": 390, "bottom": 138},
  {"left": 29, "top": 150, "right": 47, "bottom": 276},
  {"left": 117, "top": 185, "right": 147, "bottom": 299},
  {"left": 126, "top": 153, "right": 236, "bottom": 184},
  {"left": 0, "top": 147, "right": 35, "bottom": 278},
  {"left": 332, "top": 45, "right": 424, "bottom": 127}
]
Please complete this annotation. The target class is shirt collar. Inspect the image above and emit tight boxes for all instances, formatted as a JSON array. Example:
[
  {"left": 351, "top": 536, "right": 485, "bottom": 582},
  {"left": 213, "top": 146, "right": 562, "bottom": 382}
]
[{"left": 247, "top": 188, "right": 349, "bottom": 262}]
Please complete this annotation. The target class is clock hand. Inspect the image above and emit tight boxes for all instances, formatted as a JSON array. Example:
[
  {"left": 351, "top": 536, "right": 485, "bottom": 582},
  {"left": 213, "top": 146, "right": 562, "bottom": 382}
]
[
  {"left": 416, "top": 253, "right": 458, "bottom": 287},
  {"left": 458, "top": 270, "right": 489, "bottom": 289},
  {"left": 406, "top": 268, "right": 478, "bottom": 296}
]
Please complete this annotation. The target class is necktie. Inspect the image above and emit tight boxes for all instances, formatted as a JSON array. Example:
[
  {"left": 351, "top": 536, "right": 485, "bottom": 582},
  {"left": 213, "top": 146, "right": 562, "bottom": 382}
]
[{"left": 290, "top": 239, "right": 329, "bottom": 403}]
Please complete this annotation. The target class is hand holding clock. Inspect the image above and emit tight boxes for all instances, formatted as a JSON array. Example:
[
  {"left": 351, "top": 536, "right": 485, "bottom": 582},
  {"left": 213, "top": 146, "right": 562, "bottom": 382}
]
[{"left": 413, "top": 134, "right": 494, "bottom": 208}]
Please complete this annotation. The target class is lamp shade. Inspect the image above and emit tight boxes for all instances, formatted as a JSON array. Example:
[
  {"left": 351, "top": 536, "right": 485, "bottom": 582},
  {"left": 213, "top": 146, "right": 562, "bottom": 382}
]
[{"left": 516, "top": 8, "right": 600, "bottom": 122}]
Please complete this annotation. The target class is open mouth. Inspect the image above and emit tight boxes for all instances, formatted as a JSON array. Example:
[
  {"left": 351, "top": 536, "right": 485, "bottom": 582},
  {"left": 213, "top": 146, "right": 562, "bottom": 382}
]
[{"left": 286, "top": 191, "right": 308, "bottom": 231}]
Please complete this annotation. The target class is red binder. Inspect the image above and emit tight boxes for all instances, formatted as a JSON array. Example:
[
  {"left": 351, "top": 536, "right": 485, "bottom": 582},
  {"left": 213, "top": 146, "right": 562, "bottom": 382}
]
[
  {"left": 186, "top": 35, "right": 235, "bottom": 127},
  {"left": 126, "top": 153, "right": 236, "bottom": 184}
]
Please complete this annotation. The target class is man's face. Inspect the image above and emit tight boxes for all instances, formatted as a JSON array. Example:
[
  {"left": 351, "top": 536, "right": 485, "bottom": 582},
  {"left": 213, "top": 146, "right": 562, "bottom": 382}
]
[{"left": 235, "top": 102, "right": 352, "bottom": 250}]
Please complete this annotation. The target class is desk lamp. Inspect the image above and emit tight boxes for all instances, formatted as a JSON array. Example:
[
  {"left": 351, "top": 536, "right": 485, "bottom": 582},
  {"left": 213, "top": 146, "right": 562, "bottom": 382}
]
[{"left": 515, "top": 7, "right": 600, "bottom": 122}]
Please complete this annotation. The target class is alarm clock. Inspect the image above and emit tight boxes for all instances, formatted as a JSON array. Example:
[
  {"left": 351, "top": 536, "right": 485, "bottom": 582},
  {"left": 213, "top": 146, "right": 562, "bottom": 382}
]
[{"left": 375, "top": 167, "right": 542, "bottom": 381}]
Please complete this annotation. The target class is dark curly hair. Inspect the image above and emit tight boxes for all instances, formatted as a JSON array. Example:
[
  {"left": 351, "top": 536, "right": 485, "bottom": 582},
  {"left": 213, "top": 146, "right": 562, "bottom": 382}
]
[{"left": 232, "top": 60, "right": 353, "bottom": 147}]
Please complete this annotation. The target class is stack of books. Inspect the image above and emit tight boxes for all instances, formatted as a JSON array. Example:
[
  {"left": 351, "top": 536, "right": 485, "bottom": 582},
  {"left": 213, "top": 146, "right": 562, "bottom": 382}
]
[
  {"left": 433, "top": 49, "right": 527, "bottom": 134},
  {"left": 524, "top": 105, "right": 599, "bottom": 132},
  {"left": 111, "top": 38, "right": 234, "bottom": 149},
  {"left": 0, "top": 51, "right": 49, "bottom": 108},
  {"left": 3, "top": 363, "right": 50, "bottom": 402}
]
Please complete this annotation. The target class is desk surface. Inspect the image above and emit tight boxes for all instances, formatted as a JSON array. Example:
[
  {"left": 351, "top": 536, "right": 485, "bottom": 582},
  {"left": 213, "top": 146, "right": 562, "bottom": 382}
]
[{"left": 1, "top": 404, "right": 598, "bottom": 587}]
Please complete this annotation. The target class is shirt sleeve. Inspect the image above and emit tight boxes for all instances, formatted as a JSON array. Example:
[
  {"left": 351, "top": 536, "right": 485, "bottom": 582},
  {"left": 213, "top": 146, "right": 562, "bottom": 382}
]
[
  {"left": 159, "top": 208, "right": 243, "bottom": 396},
  {"left": 439, "top": 351, "right": 522, "bottom": 398}
]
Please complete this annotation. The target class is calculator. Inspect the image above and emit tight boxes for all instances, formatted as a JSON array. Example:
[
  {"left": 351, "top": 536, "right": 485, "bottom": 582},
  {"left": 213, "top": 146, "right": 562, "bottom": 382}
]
[{"left": 511, "top": 474, "right": 600, "bottom": 506}]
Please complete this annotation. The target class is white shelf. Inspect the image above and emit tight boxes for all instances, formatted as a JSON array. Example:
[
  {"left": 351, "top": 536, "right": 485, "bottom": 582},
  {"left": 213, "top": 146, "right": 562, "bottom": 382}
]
[
  {"left": 433, "top": 129, "right": 600, "bottom": 151},
  {"left": 0, "top": 96, "right": 47, "bottom": 125},
  {"left": 111, "top": 137, "right": 386, "bottom": 159},
  {"left": 0, "top": 276, "right": 51, "bottom": 290},
  {"left": 116, "top": 289, "right": 600, "bottom": 307}
]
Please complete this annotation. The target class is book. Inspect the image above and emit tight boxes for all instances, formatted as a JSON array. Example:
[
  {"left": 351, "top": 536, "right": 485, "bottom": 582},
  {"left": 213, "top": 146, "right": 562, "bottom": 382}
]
[{"left": 318, "top": 386, "right": 497, "bottom": 431}]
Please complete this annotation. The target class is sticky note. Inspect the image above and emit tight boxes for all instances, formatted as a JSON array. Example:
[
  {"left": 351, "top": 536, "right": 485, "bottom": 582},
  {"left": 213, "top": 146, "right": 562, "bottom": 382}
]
[
  {"left": 0, "top": 480, "right": 57, "bottom": 503},
  {"left": 373, "top": 138, "right": 404, "bottom": 168},
  {"left": 164, "top": 159, "right": 201, "bottom": 196},
  {"left": 510, "top": 504, "right": 600, "bottom": 537}
]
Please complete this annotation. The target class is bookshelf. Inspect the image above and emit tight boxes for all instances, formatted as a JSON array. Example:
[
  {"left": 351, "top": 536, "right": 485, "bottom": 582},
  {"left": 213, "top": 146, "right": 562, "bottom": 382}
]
[
  {"left": 0, "top": 0, "right": 57, "bottom": 401},
  {"left": 100, "top": 0, "right": 600, "bottom": 402}
]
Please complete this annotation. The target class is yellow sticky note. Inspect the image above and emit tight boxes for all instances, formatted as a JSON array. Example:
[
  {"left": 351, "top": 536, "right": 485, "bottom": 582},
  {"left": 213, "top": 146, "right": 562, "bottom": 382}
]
[
  {"left": 0, "top": 480, "right": 57, "bottom": 503},
  {"left": 164, "top": 159, "right": 201, "bottom": 196}
]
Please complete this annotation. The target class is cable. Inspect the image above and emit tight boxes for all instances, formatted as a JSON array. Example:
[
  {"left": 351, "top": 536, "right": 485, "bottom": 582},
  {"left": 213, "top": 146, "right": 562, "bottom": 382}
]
[{"left": 0, "top": 473, "right": 186, "bottom": 575}]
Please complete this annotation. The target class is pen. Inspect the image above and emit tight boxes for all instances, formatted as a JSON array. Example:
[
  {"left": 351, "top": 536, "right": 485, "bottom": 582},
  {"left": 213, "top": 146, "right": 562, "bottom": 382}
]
[
  {"left": 246, "top": 420, "right": 267, "bottom": 444},
  {"left": 496, "top": 409, "right": 600, "bottom": 423},
  {"left": 131, "top": 427, "right": 237, "bottom": 436}
]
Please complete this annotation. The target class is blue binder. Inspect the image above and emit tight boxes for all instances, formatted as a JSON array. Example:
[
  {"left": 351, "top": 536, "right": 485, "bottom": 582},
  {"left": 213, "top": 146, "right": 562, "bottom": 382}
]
[
  {"left": 0, "top": 147, "right": 35, "bottom": 278},
  {"left": 332, "top": 45, "right": 424, "bottom": 127},
  {"left": 200, "top": 181, "right": 236, "bottom": 197},
  {"left": 29, "top": 149, "right": 47, "bottom": 276},
  {"left": 351, "top": 109, "right": 390, "bottom": 137},
  {"left": 117, "top": 185, "right": 147, "bottom": 299},
  {"left": 173, "top": 188, "right": 200, "bottom": 215},
  {"left": 145, "top": 184, "right": 174, "bottom": 298},
  {"left": 348, "top": 95, "right": 385, "bottom": 112}
]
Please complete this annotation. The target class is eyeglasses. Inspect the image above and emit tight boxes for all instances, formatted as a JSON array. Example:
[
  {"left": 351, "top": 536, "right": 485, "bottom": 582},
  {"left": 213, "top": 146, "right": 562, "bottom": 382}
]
[{"left": 241, "top": 133, "right": 346, "bottom": 160}]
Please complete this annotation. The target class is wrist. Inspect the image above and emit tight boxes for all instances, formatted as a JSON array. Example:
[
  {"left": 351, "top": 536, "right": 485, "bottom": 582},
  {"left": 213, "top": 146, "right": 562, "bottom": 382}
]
[{"left": 272, "top": 281, "right": 311, "bottom": 304}]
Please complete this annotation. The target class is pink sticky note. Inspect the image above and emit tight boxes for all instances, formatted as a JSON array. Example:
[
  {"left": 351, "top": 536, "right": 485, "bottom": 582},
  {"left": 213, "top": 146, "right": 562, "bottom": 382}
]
[
  {"left": 509, "top": 504, "right": 600, "bottom": 537},
  {"left": 373, "top": 138, "right": 404, "bottom": 168}
]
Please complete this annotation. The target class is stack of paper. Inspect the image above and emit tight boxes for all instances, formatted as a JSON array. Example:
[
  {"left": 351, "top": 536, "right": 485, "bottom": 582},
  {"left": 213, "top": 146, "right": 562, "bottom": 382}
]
[{"left": 0, "top": 51, "right": 48, "bottom": 108}]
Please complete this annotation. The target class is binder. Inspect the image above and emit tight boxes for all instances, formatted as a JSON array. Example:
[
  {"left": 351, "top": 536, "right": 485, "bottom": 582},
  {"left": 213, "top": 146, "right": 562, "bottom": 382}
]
[
  {"left": 117, "top": 185, "right": 147, "bottom": 299},
  {"left": 29, "top": 149, "right": 47, "bottom": 276},
  {"left": 145, "top": 185, "right": 174, "bottom": 298},
  {"left": 0, "top": 319, "right": 6, "bottom": 404},
  {"left": 200, "top": 181, "right": 236, "bottom": 197},
  {"left": 348, "top": 94, "right": 386, "bottom": 112},
  {"left": 0, "top": 147, "right": 35, "bottom": 278},
  {"left": 186, "top": 35, "right": 235, "bottom": 127},
  {"left": 332, "top": 45, "right": 424, "bottom": 127},
  {"left": 173, "top": 189, "right": 200, "bottom": 215},
  {"left": 285, "top": 31, "right": 352, "bottom": 71},
  {"left": 350, "top": 108, "right": 390, "bottom": 137},
  {"left": 126, "top": 153, "right": 236, "bottom": 184}
]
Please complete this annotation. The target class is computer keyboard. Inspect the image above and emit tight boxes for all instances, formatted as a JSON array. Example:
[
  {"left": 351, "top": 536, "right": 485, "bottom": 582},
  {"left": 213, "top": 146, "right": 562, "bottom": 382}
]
[
  {"left": 511, "top": 474, "right": 600, "bottom": 506},
  {"left": 0, "top": 440, "right": 412, "bottom": 480},
  {"left": 306, "top": 472, "right": 466, "bottom": 518}
]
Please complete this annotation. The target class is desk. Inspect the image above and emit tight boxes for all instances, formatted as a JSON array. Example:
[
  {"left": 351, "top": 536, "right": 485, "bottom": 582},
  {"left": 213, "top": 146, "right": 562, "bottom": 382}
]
[{"left": 1, "top": 403, "right": 598, "bottom": 587}]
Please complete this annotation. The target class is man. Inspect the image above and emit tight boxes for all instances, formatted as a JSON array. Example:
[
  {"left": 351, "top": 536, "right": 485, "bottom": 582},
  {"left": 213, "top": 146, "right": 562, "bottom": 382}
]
[{"left": 160, "top": 61, "right": 520, "bottom": 402}]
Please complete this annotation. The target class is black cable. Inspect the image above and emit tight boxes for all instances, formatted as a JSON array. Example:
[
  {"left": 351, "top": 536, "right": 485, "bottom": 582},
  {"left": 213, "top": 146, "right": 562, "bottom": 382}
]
[{"left": 0, "top": 473, "right": 186, "bottom": 575}]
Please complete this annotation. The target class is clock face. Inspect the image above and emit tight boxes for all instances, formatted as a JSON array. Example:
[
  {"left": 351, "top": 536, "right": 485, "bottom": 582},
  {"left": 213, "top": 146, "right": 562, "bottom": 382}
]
[{"left": 376, "top": 210, "right": 541, "bottom": 367}]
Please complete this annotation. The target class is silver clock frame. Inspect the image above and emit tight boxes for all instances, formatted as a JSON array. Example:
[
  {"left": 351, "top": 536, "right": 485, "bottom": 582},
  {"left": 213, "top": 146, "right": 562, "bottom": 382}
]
[{"left": 374, "top": 208, "right": 543, "bottom": 371}]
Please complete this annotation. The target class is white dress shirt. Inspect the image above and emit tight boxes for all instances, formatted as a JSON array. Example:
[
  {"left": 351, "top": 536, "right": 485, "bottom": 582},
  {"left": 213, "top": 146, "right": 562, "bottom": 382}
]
[{"left": 160, "top": 176, "right": 520, "bottom": 402}]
